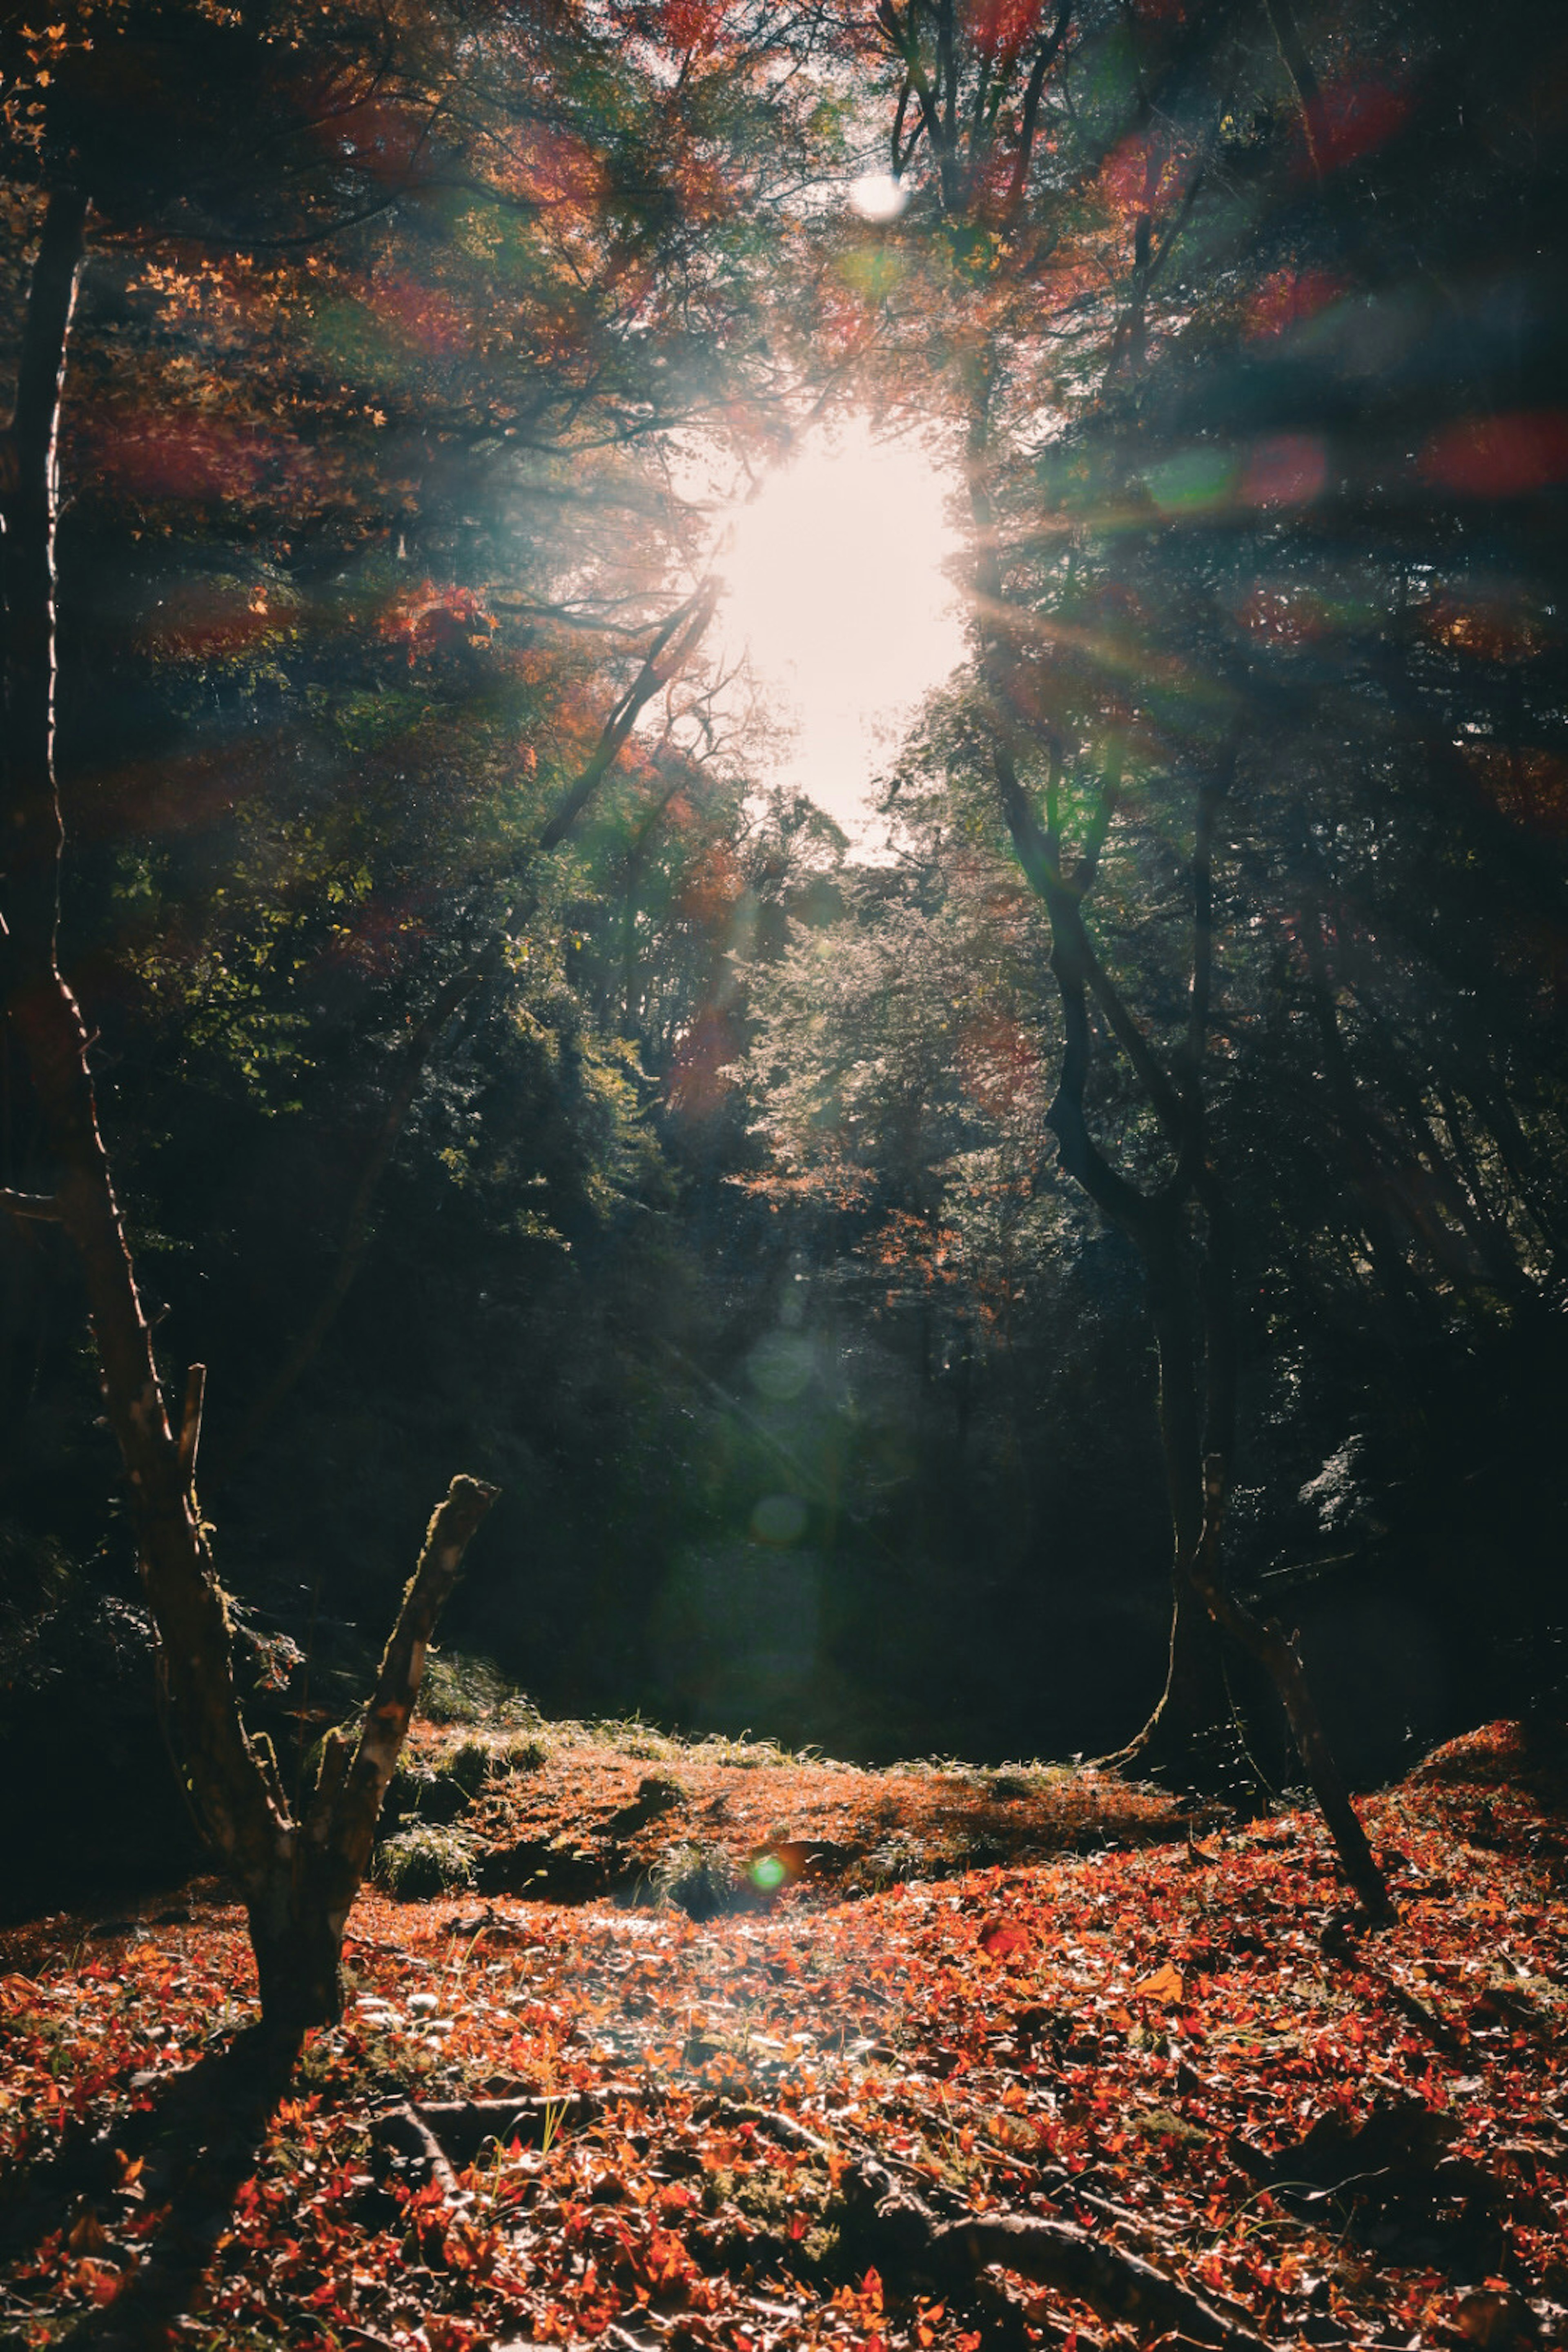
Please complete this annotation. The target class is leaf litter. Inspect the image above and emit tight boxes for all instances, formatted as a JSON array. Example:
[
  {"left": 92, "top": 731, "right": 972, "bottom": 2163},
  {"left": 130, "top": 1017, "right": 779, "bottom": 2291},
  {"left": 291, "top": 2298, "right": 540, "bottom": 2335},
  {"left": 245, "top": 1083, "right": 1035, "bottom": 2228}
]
[{"left": 1, "top": 1719, "right": 1565, "bottom": 2351}]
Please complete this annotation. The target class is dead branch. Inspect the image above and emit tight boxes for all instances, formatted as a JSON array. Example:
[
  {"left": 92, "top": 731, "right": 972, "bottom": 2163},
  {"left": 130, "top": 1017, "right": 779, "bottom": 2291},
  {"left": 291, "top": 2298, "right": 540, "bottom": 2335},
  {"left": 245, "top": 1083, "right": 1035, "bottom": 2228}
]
[
  {"left": 0, "top": 1187, "right": 61, "bottom": 1218},
  {"left": 706, "top": 2105, "right": 1279, "bottom": 2352}
]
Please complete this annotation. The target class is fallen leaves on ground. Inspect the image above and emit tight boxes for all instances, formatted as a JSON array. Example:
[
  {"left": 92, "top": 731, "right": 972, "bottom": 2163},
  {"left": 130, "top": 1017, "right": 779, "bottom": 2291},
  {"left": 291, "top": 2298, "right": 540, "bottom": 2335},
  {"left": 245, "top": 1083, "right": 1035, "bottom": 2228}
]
[
  {"left": 457, "top": 1737, "right": 1187, "bottom": 1909},
  {"left": 1, "top": 1720, "right": 1566, "bottom": 2351}
]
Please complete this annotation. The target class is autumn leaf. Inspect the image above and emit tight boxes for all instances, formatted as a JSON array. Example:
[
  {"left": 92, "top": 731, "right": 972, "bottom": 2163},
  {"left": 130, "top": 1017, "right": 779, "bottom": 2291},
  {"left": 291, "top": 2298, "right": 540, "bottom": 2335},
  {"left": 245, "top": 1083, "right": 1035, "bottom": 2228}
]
[
  {"left": 67, "top": 2209, "right": 110, "bottom": 2256},
  {"left": 1133, "top": 1960, "right": 1185, "bottom": 2004},
  {"left": 2, "top": 1721, "right": 1561, "bottom": 2352},
  {"left": 978, "top": 1918, "right": 1031, "bottom": 1960}
]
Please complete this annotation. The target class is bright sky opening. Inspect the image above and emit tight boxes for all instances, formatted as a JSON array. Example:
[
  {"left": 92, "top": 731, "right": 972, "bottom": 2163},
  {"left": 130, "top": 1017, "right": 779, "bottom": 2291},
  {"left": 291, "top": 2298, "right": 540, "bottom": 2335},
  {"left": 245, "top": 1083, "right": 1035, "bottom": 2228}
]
[{"left": 717, "top": 418, "right": 967, "bottom": 840}]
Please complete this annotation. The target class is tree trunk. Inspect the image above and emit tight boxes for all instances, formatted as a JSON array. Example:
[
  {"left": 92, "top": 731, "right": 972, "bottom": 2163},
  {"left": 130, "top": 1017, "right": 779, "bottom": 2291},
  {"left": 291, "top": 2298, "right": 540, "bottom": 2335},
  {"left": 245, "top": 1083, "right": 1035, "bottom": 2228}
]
[
  {"left": 976, "top": 694, "right": 1388, "bottom": 1901},
  {"left": 1098, "top": 1231, "right": 1228, "bottom": 1773},
  {"left": 0, "top": 189, "right": 499, "bottom": 2040},
  {"left": 249, "top": 1892, "right": 353, "bottom": 2041},
  {"left": 1100, "top": 1567, "right": 1227, "bottom": 1775},
  {"left": 1185, "top": 1459, "right": 1391, "bottom": 1917}
]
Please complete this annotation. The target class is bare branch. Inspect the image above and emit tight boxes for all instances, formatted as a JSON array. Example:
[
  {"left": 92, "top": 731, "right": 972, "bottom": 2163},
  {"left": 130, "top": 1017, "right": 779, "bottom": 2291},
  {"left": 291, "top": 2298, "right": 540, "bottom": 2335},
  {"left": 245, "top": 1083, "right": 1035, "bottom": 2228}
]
[
  {"left": 1261, "top": 0, "right": 1330, "bottom": 176},
  {"left": 1006, "top": 0, "right": 1073, "bottom": 213},
  {"left": 0, "top": 1187, "right": 61, "bottom": 1218},
  {"left": 319, "top": 1476, "right": 500, "bottom": 1906},
  {"left": 177, "top": 1363, "right": 207, "bottom": 1497}
]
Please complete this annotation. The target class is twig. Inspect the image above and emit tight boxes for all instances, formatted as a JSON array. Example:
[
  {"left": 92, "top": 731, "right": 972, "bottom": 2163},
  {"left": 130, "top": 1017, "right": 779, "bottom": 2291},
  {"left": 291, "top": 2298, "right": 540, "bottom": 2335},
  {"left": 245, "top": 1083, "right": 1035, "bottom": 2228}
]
[
  {"left": 177, "top": 1363, "right": 206, "bottom": 1497},
  {"left": 0, "top": 1187, "right": 60, "bottom": 1219}
]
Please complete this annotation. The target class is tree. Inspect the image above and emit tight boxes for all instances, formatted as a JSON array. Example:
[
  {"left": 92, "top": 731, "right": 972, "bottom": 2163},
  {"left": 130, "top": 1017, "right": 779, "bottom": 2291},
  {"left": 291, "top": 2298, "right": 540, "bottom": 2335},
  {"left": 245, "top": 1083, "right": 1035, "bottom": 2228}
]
[
  {"left": 0, "top": 179, "right": 501, "bottom": 2035},
  {"left": 0, "top": 0, "right": 832, "bottom": 2026},
  {"left": 770, "top": 0, "right": 1568, "bottom": 1883}
]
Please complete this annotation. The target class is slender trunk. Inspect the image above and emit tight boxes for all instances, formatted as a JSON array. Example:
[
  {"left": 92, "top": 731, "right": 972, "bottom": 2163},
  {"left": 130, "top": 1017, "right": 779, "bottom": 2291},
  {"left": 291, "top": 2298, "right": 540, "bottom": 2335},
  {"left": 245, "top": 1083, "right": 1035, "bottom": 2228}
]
[
  {"left": 1261, "top": 0, "right": 1332, "bottom": 175},
  {"left": 2, "top": 190, "right": 282, "bottom": 1887},
  {"left": 1100, "top": 1221, "right": 1227, "bottom": 1771},
  {"left": 963, "top": 302, "right": 1382, "bottom": 1892},
  {"left": 982, "top": 707, "right": 1386, "bottom": 1898},
  {"left": 1, "top": 192, "right": 499, "bottom": 2038}
]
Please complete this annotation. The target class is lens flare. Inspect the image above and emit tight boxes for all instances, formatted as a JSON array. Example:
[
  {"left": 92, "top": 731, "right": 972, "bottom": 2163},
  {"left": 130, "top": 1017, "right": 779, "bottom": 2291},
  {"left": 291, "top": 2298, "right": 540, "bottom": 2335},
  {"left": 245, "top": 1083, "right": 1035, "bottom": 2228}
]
[{"left": 848, "top": 172, "right": 907, "bottom": 221}]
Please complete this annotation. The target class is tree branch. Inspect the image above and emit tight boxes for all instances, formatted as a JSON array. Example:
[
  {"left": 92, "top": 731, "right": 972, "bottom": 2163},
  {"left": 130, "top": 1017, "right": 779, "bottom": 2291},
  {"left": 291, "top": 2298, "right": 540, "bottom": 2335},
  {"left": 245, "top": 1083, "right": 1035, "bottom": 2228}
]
[
  {"left": 0, "top": 1187, "right": 60, "bottom": 1218},
  {"left": 1261, "top": 0, "right": 1330, "bottom": 175},
  {"left": 314, "top": 1475, "right": 499, "bottom": 1918},
  {"left": 1006, "top": 0, "right": 1073, "bottom": 212}
]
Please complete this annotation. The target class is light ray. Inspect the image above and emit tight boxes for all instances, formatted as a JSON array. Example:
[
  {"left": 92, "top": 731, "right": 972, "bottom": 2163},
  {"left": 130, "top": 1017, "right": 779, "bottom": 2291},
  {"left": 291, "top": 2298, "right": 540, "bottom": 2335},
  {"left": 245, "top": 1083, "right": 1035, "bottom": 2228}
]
[{"left": 716, "top": 418, "right": 966, "bottom": 840}]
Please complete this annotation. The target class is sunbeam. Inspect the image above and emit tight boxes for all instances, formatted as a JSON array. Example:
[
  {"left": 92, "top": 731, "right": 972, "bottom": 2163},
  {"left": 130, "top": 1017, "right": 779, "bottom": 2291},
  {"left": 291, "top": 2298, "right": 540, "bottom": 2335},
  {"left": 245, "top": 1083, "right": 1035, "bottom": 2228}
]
[{"left": 717, "top": 418, "right": 967, "bottom": 838}]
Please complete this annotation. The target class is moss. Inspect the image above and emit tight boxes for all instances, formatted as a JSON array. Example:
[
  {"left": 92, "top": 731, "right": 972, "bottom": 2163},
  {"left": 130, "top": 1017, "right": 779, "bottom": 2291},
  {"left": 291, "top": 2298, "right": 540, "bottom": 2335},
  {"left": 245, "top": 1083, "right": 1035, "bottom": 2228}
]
[
  {"left": 1136, "top": 2107, "right": 1212, "bottom": 2149},
  {"left": 386, "top": 1764, "right": 470, "bottom": 1825},
  {"left": 492, "top": 1731, "right": 551, "bottom": 1772},
  {"left": 419, "top": 1651, "right": 541, "bottom": 1726}
]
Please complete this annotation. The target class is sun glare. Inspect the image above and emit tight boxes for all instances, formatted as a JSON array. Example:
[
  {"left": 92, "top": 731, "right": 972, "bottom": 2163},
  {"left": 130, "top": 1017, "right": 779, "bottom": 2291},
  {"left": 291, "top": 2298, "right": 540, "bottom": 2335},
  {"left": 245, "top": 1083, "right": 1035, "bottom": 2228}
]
[
  {"left": 717, "top": 419, "right": 966, "bottom": 840},
  {"left": 848, "top": 172, "right": 908, "bottom": 221}
]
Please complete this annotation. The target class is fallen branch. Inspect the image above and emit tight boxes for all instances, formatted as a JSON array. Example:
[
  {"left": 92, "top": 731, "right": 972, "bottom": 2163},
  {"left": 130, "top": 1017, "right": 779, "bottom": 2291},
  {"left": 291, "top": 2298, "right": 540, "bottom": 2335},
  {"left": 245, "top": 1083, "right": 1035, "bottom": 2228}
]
[
  {"left": 706, "top": 2105, "right": 1279, "bottom": 2352},
  {"left": 378, "top": 2103, "right": 461, "bottom": 2199},
  {"left": 388, "top": 2088, "right": 1278, "bottom": 2348},
  {"left": 927, "top": 2211, "right": 1278, "bottom": 2352},
  {"left": 372, "top": 2085, "right": 647, "bottom": 2171}
]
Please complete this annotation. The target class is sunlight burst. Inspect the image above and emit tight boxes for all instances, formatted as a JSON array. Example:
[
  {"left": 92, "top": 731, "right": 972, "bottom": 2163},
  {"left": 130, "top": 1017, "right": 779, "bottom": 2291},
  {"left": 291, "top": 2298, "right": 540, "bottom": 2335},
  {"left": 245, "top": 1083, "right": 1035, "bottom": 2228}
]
[
  {"left": 848, "top": 171, "right": 908, "bottom": 221},
  {"left": 717, "top": 419, "right": 966, "bottom": 838}
]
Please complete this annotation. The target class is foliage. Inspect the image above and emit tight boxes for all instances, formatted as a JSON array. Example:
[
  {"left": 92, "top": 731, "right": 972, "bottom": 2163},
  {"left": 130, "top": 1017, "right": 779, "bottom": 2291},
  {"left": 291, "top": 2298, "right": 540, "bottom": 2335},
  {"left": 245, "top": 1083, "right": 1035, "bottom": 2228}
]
[
  {"left": 0, "top": 0, "right": 1566, "bottom": 1916},
  {"left": 3, "top": 1725, "right": 1567, "bottom": 2348}
]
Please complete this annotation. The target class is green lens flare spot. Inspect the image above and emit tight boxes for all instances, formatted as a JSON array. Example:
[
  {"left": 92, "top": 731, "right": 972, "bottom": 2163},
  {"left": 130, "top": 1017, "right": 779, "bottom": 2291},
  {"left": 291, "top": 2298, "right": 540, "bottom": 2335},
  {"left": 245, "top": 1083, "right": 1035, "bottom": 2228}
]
[
  {"left": 1143, "top": 448, "right": 1237, "bottom": 514},
  {"left": 750, "top": 1853, "right": 788, "bottom": 1892}
]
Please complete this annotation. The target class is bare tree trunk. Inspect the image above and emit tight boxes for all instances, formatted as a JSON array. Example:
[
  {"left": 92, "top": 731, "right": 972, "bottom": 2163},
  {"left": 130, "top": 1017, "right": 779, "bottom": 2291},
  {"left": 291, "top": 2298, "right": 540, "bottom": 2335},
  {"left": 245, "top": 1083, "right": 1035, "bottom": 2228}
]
[
  {"left": 0, "top": 190, "right": 498, "bottom": 2038},
  {"left": 1099, "top": 1227, "right": 1228, "bottom": 1770},
  {"left": 972, "top": 628, "right": 1389, "bottom": 1901}
]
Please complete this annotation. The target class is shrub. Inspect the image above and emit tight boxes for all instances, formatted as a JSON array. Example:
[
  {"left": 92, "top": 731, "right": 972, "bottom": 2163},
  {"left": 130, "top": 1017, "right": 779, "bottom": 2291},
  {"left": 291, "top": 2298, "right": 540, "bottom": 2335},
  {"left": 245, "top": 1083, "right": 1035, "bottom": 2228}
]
[
  {"left": 419, "top": 1651, "right": 541, "bottom": 1726},
  {"left": 372, "top": 1823, "right": 479, "bottom": 1899},
  {"left": 651, "top": 1840, "right": 740, "bottom": 1922},
  {"left": 439, "top": 1737, "right": 495, "bottom": 1795}
]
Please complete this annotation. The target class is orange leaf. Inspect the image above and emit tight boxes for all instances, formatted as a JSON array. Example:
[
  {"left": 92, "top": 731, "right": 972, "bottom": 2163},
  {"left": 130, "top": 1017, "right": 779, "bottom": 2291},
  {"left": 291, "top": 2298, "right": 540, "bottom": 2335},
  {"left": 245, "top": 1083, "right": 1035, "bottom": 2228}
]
[
  {"left": 978, "top": 1918, "right": 1031, "bottom": 1960},
  {"left": 1133, "top": 1961, "right": 1185, "bottom": 2005},
  {"left": 68, "top": 2211, "right": 109, "bottom": 2255}
]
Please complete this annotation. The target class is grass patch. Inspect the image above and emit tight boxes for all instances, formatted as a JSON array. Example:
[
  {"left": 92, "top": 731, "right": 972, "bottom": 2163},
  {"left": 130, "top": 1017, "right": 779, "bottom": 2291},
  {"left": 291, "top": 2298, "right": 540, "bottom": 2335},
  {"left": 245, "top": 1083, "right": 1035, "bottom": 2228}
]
[
  {"left": 372, "top": 1823, "right": 481, "bottom": 1900},
  {"left": 650, "top": 1840, "right": 741, "bottom": 1921},
  {"left": 418, "top": 1652, "right": 542, "bottom": 1727}
]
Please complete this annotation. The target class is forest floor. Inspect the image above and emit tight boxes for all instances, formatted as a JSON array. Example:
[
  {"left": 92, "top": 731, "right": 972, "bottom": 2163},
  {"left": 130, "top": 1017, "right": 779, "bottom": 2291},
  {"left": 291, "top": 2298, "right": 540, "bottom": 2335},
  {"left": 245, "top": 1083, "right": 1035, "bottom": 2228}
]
[{"left": 2, "top": 1717, "right": 1566, "bottom": 2352}]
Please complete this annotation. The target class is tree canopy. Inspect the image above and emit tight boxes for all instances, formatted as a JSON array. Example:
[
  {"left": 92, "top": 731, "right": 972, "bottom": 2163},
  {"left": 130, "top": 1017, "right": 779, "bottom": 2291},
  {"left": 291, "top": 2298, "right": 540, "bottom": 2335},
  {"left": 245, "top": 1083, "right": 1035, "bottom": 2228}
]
[{"left": 1, "top": 0, "right": 1566, "bottom": 1933}]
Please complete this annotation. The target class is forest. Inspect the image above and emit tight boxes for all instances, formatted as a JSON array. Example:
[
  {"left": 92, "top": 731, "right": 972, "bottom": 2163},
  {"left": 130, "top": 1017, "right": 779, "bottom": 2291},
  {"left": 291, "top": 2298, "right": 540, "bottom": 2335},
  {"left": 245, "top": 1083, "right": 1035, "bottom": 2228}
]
[{"left": 1, "top": 1, "right": 1566, "bottom": 2348}]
